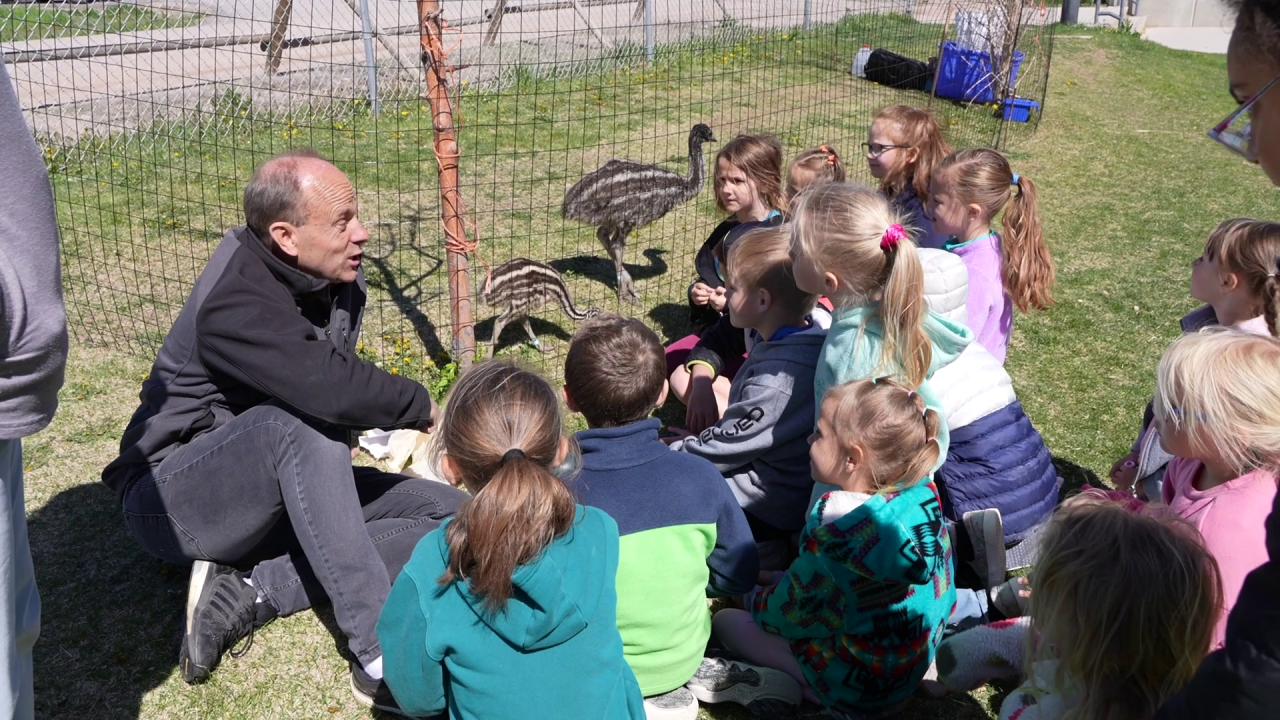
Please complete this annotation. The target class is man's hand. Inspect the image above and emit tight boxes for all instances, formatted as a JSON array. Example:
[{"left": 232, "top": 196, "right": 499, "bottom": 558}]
[
  {"left": 685, "top": 366, "right": 721, "bottom": 434},
  {"left": 707, "top": 286, "right": 727, "bottom": 313}
]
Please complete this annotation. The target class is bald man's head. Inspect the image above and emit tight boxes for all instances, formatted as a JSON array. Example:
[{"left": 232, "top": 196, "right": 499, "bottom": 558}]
[
  {"left": 243, "top": 148, "right": 327, "bottom": 239},
  {"left": 241, "top": 149, "right": 369, "bottom": 283}
]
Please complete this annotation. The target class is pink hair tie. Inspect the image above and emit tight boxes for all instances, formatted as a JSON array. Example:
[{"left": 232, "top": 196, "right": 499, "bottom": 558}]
[{"left": 880, "top": 224, "right": 907, "bottom": 251}]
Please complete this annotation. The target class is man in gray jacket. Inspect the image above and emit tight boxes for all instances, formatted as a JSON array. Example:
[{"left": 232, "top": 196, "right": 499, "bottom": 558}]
[{"left": 0, "top": 59, "right": 69, "bottom": 720}]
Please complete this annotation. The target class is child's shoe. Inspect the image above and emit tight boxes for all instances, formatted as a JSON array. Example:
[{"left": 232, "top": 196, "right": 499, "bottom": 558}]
[
  {"left": 643, "top": 686, "right": 699, "bottom": 720},
  {"left": 686, "top": 656, "right": 802, "bottom": 716},
  {"left": 961, "top": 508, "right": 1007, "bottom": 590}
]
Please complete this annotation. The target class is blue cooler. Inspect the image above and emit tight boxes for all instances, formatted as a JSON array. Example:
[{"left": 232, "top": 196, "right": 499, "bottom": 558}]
[
  {"left": 1001, "top": 97, "right": 1040, "bottom": 122},
  {"left": 934, "top": 41, "right": 1025, "bottom": 104}
]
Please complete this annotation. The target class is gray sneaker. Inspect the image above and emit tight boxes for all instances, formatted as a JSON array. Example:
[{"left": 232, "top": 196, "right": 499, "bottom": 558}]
[
  {"left": 961, "top": 508, "right": 1007, "bottom": 590},
  {"left": 686, "top": 657, "right": 802, "bottom": 716},
  {"left": 643, "top": 686, "right": 699, "bottom": 720}
]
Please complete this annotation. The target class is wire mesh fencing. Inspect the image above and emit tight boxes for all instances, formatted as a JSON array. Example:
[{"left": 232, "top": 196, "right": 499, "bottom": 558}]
[{"left": 6, "top": 0, "right": 1057, "bottom": 387}]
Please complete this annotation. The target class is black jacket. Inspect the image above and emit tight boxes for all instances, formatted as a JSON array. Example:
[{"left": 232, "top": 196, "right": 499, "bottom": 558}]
[
  {"left": 1155, "top": 492, "right": 1280, "bottom": 720},
  {"left": 688, "top": 218, "right": 739, "bottom": 330},
  {"left": 101, "top": 227, "right": 436, "bottom": 498}
]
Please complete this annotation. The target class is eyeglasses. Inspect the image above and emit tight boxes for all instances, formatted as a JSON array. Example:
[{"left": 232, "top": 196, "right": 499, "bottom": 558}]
[
  {"left": 1209, "top": 74, "right": 1280, "bottom": 160},
  {"left": 861, "top": 142, "right": 906, "bottom": 158}
]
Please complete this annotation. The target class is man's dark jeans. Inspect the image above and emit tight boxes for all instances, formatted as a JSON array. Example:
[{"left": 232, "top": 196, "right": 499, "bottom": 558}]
[{"left": 119, "top": 405, "right": 466, "bottom": 664}]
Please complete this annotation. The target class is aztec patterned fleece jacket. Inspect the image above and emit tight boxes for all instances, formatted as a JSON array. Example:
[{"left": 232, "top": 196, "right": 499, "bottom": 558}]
[{"left": 751, "top": 483, "right": 956, "bottom": 713}]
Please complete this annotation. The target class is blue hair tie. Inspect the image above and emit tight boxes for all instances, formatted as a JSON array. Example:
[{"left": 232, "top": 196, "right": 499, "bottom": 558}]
[{"left": 1011, "top": 173, "right": 1021, "bottom": 186}]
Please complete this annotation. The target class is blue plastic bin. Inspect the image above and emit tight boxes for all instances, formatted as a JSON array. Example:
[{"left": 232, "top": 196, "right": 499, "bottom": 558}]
[
  {"left": 1001, "top": 98, "right": 1040, "bottom": 122},
  {"left": 934, "top": 41, "right": 1025, "bottom": 104}
]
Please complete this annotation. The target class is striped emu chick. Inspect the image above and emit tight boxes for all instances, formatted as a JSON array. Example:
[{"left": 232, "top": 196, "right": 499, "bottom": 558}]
[
  {"left": 481, "top": 258, "right": 599, "bottom": 358},
  {"left": 562, "top": 122, "right": 716, "bottom": 303}
]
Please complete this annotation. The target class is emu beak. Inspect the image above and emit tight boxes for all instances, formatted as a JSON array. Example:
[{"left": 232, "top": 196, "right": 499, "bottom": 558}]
[{"left": 709, "top": 132, "right": 718, "bottom": 143}]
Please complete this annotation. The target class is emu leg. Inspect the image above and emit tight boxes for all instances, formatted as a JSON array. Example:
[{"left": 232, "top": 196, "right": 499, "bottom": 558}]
[
  {"left": 611, "top": 229, "right": 639, "bottom": 305},
  {"left": 522, "top": 318, "right": 551, "bottom": 353},
  {"left": 488, "top": 310, "right": 514, "bottom": 359}
]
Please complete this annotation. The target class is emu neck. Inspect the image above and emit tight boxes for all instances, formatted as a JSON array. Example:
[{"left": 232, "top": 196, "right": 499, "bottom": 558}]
[{"left": 688, "top": 139, "right": 706, "bottom": 193}]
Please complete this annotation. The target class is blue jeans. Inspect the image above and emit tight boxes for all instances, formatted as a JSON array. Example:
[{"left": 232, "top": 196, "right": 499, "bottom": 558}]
[
  {"left": 119, "top": 405, "right": 466, "bottom": 664},
  {"left": 0, "top": 439, "right": 38, "bottom": 720}
]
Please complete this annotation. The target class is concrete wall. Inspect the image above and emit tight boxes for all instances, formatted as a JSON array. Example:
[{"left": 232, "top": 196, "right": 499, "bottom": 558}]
[{"left": 1143, "top": 0, "right": 1233, "bottom": 28}]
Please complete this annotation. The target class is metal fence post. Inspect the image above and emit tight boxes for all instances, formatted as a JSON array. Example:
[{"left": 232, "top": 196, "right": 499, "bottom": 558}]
[
  {"left": 644, "top": 0, "right": 655, "bottom": 65},
  {"left": 804, "top": 0, "right": 812, "bottom": 30},
  {"left": 357, "top": 0, "right": 380, "bottom": 114}
]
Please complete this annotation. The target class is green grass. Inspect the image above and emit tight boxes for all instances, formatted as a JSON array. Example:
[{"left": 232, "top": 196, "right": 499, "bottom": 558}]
[
  {"left": 22, "top": 22, "right": 1280, "bottom": 720},
  {"left": 0, "top": 3, "right": 201, "bottom": 43}
]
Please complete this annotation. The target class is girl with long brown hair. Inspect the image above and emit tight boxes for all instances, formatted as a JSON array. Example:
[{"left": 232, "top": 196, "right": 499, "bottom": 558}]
[
  {"left": 377, "top": 361, "right": 645, "bottom": 720},
  {"left": 866, "top": 105, "right": 954, "bottom": 249},
  {"left": 926, "top": 147, "right": 1054, "bottom": 363}
]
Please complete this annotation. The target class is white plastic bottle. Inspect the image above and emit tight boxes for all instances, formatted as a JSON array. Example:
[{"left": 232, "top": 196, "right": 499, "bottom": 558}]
[{"left": 852, "top": 45, "right": 871, "bottom": 78}]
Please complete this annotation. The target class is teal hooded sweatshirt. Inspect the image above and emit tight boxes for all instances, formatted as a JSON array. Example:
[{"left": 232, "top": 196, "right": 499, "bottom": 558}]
[
  {"left": 809, "top": 305, "right": 972, "bottom": 507},
  {"left": 377, "top": 505, "right": 646, "bottom": 720}
]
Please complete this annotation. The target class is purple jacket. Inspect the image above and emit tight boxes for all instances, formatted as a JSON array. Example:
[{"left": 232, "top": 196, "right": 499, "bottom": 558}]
[{"left": 949, "top": 233, "right": 1012, "bottom": 363}]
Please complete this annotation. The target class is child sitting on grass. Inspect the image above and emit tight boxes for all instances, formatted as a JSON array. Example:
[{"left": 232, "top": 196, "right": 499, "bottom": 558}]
[
  {"left": 670, "top": 144, "right": 840, "bottom": 433},
  {"left": 1151, "top": 328, "right": 1280, "bottom": 648},
  {"left": 926, "top": 148, "right": 1054, "bottom": 363},
  {"left": 566, "top": 314, "right": 758, "bottom": 720},
  {"left": 689, "top": 379, "right": 954, "bottom": 719},
  {"left": 669, "top": 225, "right": 828, "bottom": 555},
  {"left": 377, "top": 361, "right": 644, "bottom": 720},
  {"left": 1112, "top": 218, "right": 1280, "bottom": 500},
  {"left": 866, "top": 105, "right": 952, "bottom": 250},
  {"left": 934, "top": 490, "right": 1222, "bottom": 720}
]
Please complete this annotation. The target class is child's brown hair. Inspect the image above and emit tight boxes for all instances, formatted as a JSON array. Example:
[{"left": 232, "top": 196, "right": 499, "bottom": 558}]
[
  {"left": 716, "top": 133, "right": 786, "bottom": 214},
  {"left": 790, "top": 182, "right": 932, "bottom": 388},
  {"left": 871, "top": 105, "right": 952, "bottom": 202},
  {"left": 822, "top": 378, "right": 941, "bottom": 495},
  {"left": 935, "top": 148, "right": 1054, "bottom": 312},
  {"left": 725, "top": 225, "right": 817, "bottom": 318},
  {"left": 786, "top": 144, "right": 847, "bottom": 203},
  {"left": 564, "top": 313, "right": 666, "bottom": 428},
  {"left": 1202, "top": 217, "right": 1280, "bottom": 335},
  {"left": 434, "top": 361, "right": 578, "bottom": 612},
  {"left": 1030, "top": 490, "right": 1222, "bottom": 720}
]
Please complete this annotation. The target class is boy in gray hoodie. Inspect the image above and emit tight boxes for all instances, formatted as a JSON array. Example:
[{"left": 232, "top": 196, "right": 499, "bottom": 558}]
[{"left": 670, "top": 225, "right": 825, "bottom": 552}]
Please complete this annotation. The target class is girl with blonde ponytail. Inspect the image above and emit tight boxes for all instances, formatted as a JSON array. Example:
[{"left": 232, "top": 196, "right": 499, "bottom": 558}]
[
  {"left": 377, "top": 361, "right": 645, "bottom": 720},
  {"left": 927, "top": 147, "right": 1054, "bottom": 363},
  {"left": 790, "top": 182, "right": 974, "bottom": 506}
]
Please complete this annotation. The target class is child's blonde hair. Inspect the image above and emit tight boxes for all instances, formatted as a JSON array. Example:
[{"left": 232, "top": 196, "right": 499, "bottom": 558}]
[
  {"left": 871, "top": 105, "right": 952, "bottom": 202},
  {"left": 790, "top": 182, "right": 932, "bottom": 388},
  {"left": 1153, "top": 327, "right": 1280, "bottom": 475},
  {"left": 1030, "top": 490, "right": 1222, "bottom": 720},
  {"left": 935, "top": 148, "right": 1054, "bottom": 312},
  {"left": 822, "top": 378, "right": 941, "bottom": 495},
  {"left": 715, "top": 133, "right": 786, "bottom": 214},
  {"left": 726, "top": 225, "right": 817, "bottom": 318},
  {"left": 1202, "top": 218, "right": 1280, "bottom": 336},
  {"left": 786, "top": 144, "right": 847, "bottom": 202},
  {"left": 433, "top": 361, "right": 578, "bottom": 612}
]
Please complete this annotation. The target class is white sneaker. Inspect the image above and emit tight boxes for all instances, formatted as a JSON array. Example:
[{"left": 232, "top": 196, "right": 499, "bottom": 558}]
[
  {"left": 643, "top": 686, "right": 699, "bottom": 720},
  {"left": 686, "top": 657, "right": 802, "bottom": 715}
]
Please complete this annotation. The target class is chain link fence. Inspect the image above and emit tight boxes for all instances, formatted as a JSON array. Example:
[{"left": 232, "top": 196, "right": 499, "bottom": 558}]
[{"left": 5, "top": 0, "right": 1057, "bottom": 384}]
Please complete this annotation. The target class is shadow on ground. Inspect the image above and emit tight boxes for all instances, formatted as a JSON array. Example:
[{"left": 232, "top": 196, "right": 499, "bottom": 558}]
[
  {"left": 30, "top": 482, "right": 183, "bottom": 719},
  {"left": 1052, "top": 455, "right": 1102, "bottom": 499},
  {"left": 549, "top": 247, "right": 669, "bottom": 294}
]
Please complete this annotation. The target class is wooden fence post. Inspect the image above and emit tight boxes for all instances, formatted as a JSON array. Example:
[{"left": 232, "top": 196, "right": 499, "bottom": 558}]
[{"left": 419, "top": 0, "right": 476, "bottom": 368}]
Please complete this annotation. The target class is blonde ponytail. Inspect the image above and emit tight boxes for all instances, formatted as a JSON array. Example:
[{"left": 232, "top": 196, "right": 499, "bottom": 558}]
[
  {"left": 790, "top": 182, "right": 932, "bottom": 388},
  {"left": 825, "top": 378, "right": 941, "bottom": 495}
]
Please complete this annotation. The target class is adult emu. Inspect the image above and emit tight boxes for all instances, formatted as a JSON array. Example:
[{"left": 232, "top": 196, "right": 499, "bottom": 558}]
[{"left": 562, "top": 123, "right": 716, "bottom": 303}]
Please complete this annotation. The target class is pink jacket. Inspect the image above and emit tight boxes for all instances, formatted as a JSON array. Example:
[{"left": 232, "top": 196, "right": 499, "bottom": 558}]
[{"left": 1162, "top": 458, "right": 1278, "bottom": 648}]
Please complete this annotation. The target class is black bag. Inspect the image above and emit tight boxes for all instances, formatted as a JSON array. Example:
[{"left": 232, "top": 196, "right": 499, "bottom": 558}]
[{"left": 863, "top": 49, "right": 932, "bottom": 92}]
